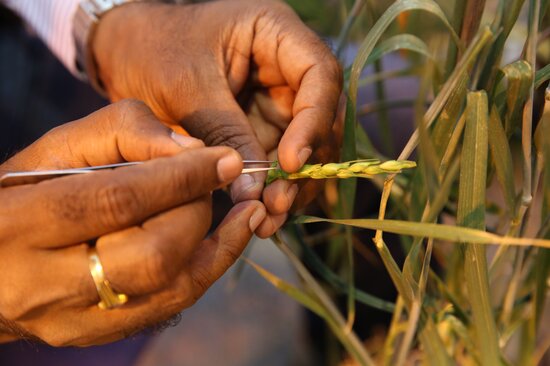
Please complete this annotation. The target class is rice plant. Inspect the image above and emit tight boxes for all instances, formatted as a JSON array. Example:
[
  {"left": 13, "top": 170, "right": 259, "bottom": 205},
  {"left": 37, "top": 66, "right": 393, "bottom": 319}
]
[{"left": 248, "top": 0, "right": 550, "bottom": 364}]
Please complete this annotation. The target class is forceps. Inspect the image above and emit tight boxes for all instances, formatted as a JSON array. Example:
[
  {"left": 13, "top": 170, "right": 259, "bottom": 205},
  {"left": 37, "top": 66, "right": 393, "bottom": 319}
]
[{"left": 0, "top": 160, "right": 276, "bottom": 188}]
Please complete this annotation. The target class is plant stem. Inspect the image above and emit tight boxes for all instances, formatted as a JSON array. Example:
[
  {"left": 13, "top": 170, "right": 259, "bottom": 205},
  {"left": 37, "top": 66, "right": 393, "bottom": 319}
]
[{"left": 335, "top": 0, "right": 366, "bottom": 59}]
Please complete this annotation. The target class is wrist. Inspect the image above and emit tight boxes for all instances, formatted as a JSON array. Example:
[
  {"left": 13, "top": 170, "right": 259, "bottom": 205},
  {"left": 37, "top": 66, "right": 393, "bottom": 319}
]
[
  {"left": 92, "top": 2, "right": 174, "bottom": 98},
  {"left": 73, "top": 0, "right": 144, "bottom": 96}
]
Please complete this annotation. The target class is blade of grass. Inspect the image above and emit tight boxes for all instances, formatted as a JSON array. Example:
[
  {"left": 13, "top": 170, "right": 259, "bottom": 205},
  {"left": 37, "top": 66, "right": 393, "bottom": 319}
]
[
  {"left": 516, "top": 0, "right": 541, "bottom": 237},
  {"left": 431, "top": 73, "right": 467, "bottom": 161},
  {"left": 443, "top": 0, "right": 468, "bottom": 77},
  {"left": 291, "top": 227, "right": 396, "bottom": 312},
  {"left": 348, "top": 0, "right": 461, "bottom": 107},
  {"left": 524, "top": 90, "right": 550, "bottom": 365},
  {"left": 335, "top": 0, "right": 366, "bottom": 59},
  {"left": 439, "top": 113, "right": 466, "bottom": 179},
  {"left": 345, "top": 0, "right": 460, "bottom": 157},
  {"left": 477, "top": 0, "right": 526, "bottom": 89},
  {"left": 534, "top": 63, "right": 550, "bottom": 89},
  {"left": 488, "top": 104, "right": 517, "bottom": 213},
  {"left": 460, "top": 0, "right": 487, "bottom": 46},
  {"left": 457, "top": 91, "right": 501, "bottom": 366},
  {"left": 382, "top": 296, "right": 406, "bottom": 365},
  {"left": 358, "top": 65, "right": 423, "bottom": 88},
  {"left": 499, "top": 61, "right": 533, "bottom": 137},
  {"left": 294, "top": 216, "right": 550, "bottom": 248},
  {"left": 394, "top": 238, "right": 433, "bottom": 366}
]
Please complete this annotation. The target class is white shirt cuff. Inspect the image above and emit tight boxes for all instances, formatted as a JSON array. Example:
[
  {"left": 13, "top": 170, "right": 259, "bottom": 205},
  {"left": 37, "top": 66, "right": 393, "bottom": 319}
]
[{"left": 3, "top": 0, "right": 82, "bottom": 76}]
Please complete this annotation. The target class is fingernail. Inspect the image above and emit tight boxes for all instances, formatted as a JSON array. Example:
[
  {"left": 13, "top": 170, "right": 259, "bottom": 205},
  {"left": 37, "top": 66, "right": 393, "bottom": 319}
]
[
  {"left": 171, "top": 131, "right": 202, "bottom": 147},
  {"left": 298, "top": 147, "right": 312, "bottom": 166},
  {"left": 287, "top": 184, "right": 299, "bottom": 205},
  {"left": 230, "top": 174, "right": 262, "bottom": 202},
  {"left": 249, "top": 206, "right": 266, "bottom": 232},
  {"left": 217, "top": 152, "right": 242, "bottom": 182}
]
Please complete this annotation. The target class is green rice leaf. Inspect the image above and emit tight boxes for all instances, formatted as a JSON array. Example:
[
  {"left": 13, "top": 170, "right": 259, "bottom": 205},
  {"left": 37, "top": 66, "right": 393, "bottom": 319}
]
[
  {"left": 348, "top": 0, "right": 460, "bottom": 105},
  {"left": 499, "top": 61, "right": 533, "bottom": 136},
  {"left": 534, "top": 63, "right": 550, "bottom": 89},
  {"left": 458, "top": 91, "right": 501, "bottom": 366},
  {"left": 534, "top": 98, "right": 550, "bottom": 335},
  {"left": 343, "top": 34, "right": 439, "bottom": 81},
  {"left": 488, "top": 104, "right": 517, "bottom": 213},
  {"left": 294, "top": 216, "right": 550, "bottom": 248},
  {"left": 431, "top": 74, "right": 468, "bottom": 159},
  {"left": 294, "top": 233, "right": 396, "bottom": 313},
  {"left": 477, "top": 0, "right": 525, "bottom": 89}
]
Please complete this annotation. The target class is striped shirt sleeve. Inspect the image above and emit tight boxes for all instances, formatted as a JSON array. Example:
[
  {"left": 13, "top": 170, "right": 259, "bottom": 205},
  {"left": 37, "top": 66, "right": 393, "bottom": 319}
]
[{"left": 2, "top": 0, "right": 82, "bottom": 76}]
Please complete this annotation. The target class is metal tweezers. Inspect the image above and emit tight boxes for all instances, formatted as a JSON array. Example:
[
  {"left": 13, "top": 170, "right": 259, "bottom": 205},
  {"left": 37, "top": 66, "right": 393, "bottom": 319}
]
[{"left": 0, "top": 160, "right": 276, "bottom": 188}]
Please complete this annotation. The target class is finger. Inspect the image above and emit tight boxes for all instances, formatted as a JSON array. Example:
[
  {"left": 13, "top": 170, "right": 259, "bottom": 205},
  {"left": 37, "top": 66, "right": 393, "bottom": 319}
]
[
  {"left": 262, "top": 179, "right": 298, "bottom": 216},
  {"left": 248, "top": 102, "right": 282, "bottom": 152},
  {"left": 61, "top": 201, "right": 267, "bottom": 346},
  {"left": 180, "top": 86, "right": 267, "bottom": 203},
  {"left": 1, "top": 100, "right": 204, "bottom": 172},
  {"left": 68, "top": 99, "right": 205, "bottom": 166},
  {"left": 94, "top": 195, "right": 212, "bottom": 296},
  {"left": 253, "top": 86, "right": 295, "bottom": 130},
  {"left": 2, "top": 147, "right": 241, "bottom": 248},
  {"left": 37, "top": 197, "right": 264, "bottom": 346},
  {"left": 277, "top": 61, "right": 342, "bottom": 172},
  {"left": 254, "top": 212, "right": 288, "bottom": 239},
  {"left": 254, "top": 10, "right": 342, "bottom": 172},
  {"left": 189, "top": 200, "right": 266, "bottom": 299},
  {"left": 49, "top": 196, "right": 211, "bottom": 306}
]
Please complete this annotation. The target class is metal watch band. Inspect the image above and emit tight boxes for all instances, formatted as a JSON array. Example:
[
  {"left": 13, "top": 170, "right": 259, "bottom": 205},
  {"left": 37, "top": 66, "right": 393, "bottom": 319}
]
[{"left": 73, "top": 0, "right": 137, "bottom": 96}]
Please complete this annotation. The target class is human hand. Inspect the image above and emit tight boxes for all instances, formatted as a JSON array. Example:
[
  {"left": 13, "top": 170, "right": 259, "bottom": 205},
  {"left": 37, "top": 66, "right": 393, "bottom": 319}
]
[
  {"left": 0, "top": 100, "right": 266, "bottom": 346},
  {"left": 92, "top": 0, "right": 342, "bottom": 237},
  {"left": 0, "top": 99, "right": 204, "bottom": 172}
]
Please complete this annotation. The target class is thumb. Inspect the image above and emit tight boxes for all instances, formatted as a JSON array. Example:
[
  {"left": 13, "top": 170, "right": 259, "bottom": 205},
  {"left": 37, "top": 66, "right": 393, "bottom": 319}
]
[
  {"left": 189, "top": 200, "right": 267, "bottom": 299},
  {"left": 71, "top": 100, "right": 205, "bottom": 166},
  {"left": 2, "top": 100, "right": 204, "bottom": 171},
  {"left": 180, "top": 92, "right": 267, "bottom": 203}
]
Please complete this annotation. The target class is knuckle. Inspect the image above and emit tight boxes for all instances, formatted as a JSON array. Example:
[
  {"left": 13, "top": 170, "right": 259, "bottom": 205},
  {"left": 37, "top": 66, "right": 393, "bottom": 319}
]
[
  {"left": 116, "top": 98, "right": 148, "bottom": 114},
  {"left": 142, "top": 244, "right": 174, "bottom": 292},
  {"left": 165, "top": 274, "right": 195, "bottom": 312},
  {"left": 190, "top": 267, "right": 211, "bottom": 302},
  {"left": 95, "top": 181, "right": 141, "bottom": 229},
  {"left": 202, "top": 123, "right": 252, "bottom": 151},
  {"left": 219, "top": 238, "right": 243, "bottom": 265},
  {"left": 111, "top": 99, "right": 151, "bottom": 128},
  {"left": 211, "top": 233, "right": 245, "bottom": 267},
  {"left": 168, "top": 161, "right": 197, "bottom": 196}
]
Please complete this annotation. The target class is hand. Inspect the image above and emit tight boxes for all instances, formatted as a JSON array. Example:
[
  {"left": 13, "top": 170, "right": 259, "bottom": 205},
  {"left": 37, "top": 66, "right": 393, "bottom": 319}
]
[
  {"left": 92, "top": 0, "right": 342, "bottom": 237},
  {"left": 0, "top": 100, "right": 266, "bottom": 346}
]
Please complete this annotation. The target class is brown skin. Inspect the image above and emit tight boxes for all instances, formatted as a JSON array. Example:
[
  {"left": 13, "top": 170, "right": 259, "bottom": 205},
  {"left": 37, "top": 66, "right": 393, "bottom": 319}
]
[
  {"left": 0, "top": 100, "right": 266, "bottom": 346},
  {"left": 92, "top": 0, "right": 343, "bottom": 237}
]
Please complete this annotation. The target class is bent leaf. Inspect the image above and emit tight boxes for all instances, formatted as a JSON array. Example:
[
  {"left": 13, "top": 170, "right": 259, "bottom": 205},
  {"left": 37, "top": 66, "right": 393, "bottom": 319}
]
[{"left": 294, "top": 216, "right": 550, "bottom": 248}]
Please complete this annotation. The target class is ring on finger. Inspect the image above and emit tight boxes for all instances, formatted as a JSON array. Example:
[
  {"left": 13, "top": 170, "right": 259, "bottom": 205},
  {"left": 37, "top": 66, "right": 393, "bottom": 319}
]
[{"left": 88, "top": 246, "right": 128, "bottom": 310}]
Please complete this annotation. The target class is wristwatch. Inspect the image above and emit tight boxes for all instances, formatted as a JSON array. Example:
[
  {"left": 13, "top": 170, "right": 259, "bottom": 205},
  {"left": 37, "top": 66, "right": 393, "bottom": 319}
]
[{"left": 73, "top": 0, "right": 137, "bottom": 95}]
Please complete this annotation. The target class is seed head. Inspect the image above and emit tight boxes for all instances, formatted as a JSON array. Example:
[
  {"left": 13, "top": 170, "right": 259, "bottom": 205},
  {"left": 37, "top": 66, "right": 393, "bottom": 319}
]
[{"left": 266, "top": 159, "right": 416, "bottom": 184}]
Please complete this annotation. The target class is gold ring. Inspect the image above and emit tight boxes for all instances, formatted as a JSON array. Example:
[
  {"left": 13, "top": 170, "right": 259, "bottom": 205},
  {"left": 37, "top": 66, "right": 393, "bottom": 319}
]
[{"left": 88, "top": 246, "right": 128, "bottom": 310}]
